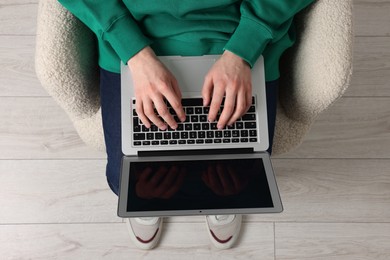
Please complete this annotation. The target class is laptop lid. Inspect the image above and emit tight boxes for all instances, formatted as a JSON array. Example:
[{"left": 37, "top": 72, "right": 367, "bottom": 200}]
[
  {"left": 118, "top": 152, "right": 283, "bottom": 217},
  {"left": 120, "top": 55, "right": 269, "bottom": 156}
]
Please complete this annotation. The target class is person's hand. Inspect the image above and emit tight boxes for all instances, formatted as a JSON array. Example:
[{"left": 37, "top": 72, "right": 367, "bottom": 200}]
[
  {"left": 202, "top": 51, "right": 252, "bottom": 129},
  {"left": 128, "top": 47, "right": 186, "bottom": 130},
  {"left": 135, "top": 165, "right": 186, "bottom": 199},
  {"left": 201, "top": 163, "right": 249, "bottom": 196}
]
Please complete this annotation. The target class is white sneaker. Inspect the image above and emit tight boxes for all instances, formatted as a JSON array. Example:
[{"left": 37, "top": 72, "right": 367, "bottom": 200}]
[
  {"left": 205, "top": 214, "right": 242, "bottom": 249},
  {"left": 125, "top": 217, "right": 163, "bottom": 250}
]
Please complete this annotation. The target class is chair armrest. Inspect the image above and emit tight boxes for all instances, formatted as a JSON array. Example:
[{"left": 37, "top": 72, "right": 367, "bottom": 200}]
[
  {"left": 35, "top": 0, "right": 100, "bottom": 120},
  {"left": 279, "top": 0, "right": 354, "bottom": 123}
]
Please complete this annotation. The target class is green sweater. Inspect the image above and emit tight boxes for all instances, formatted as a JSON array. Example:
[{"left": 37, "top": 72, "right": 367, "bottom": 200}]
[{"left": 58, "top": 0, "right": 315, "bottom": 81}]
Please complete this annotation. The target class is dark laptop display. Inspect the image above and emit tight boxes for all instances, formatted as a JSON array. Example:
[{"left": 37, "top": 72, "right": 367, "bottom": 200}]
[{"left": 126, "top": 158, "right": 273, "bottom": 212}]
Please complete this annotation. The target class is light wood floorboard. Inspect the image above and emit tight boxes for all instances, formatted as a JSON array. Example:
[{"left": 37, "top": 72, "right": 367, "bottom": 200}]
[
  {"left": 0, "top": 4, "right": 37, "bottom": 36},
  {"left": 0, "top": 36, "right": 46, "bottom": 97},
  {"left": 275, "top": 223, "right": 390, "bottom": 259},
  {"left": 354, "top": 0, "right": 390, "bottom": 36},
  {"left": 346, "top": 36, "right": 390, "bottom": 97},
  {"left": 279, "top": 97, "right": 390, "bottom": 159},
  {"left": 0, "top": 160, "right": 120, "bottom": 224},
  {"left": 0, "top": 222, "right": 274, "bottom": 260},
  {"left": 0, "top": 97, "right": 105, "bottom": 159}
]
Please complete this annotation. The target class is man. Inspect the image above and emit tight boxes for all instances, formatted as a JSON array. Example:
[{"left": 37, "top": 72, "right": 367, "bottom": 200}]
[{"left": 58, "top": 0, "right": 315, "bottom": 249}]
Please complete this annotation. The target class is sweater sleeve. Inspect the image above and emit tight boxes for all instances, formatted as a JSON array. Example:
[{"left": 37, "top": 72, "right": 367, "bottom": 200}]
[
  {"left": 223, "top": 0, "right": 316, "bottom": 67},
  {"left": 58, "top": 0, "right": 152, "bottom": 64}
]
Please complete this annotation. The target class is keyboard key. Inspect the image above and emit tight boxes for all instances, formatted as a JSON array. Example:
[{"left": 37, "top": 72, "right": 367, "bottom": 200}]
[
  {"left": 161, "top": 140, "right": 168, "bottom": 145},
  {"left": 173, "top": 132, "right": 180, "bottom": 139},
  {"left": 191, "top": 115, "right": 199, "bottom": 122},
  {"left": 151, "top": 125, "right": 158, "bottom": 132},
  {"left": 181, "top": 132, "right": 189, "bottom": 139},
  {"left": 245, "top": 122, "right": 257, "bottom": 129},
  {"left": 155, "top": 133, "right": 163, "bottom": 139},
  {"left": 249, "top": 130, "right": 257, "bottom": 137},
  {"left": 142, "top": 125, "right": 149, "bottom": 132},
  {"left": 146, "top": 133, "right": 154, "bottom": 140},
  {"left": 250, "top": 138, "right": 258, "bottom": 142},
  {"left": 182, "top": 98, "right": 203, "bottom": 106},
  {"left": 214, "top": 139, "right": 222, "bottom": 143},
  {"left": 164, "top": 132, "right": 171, "bottom": 139},
  {"left": 241, "top": 130, "right": 249, "bottom": 137},
  {"left": 232, "top": 138, "right": 239, "bottom": 143},
  {"left": 206, "top": 131, "right": 214, "bottom": 138},
  {"left": 186, "top": 107, "right": 194, "bottom": 114},
  {"left": 190, "top": 132, "right": 197, "bottom": 139},
  {"left": 242, "top": 114, "right": 256, "bottom": 121},
  {"left": 133, "top": 125, "right": 141, "bottom": 132},
  {"left": 205, "top": 139, "right": 213, "bottom": 143},
  {"left": 223, "top": 130, "right": 231, "bottom": 138},
  {"left": 142, "top": 141, "right": 150, "bottom": 145},
  {"left": 176, "top": 124, "right": 184, "bottom": 131},
  {"left": 152, "top": 141, "right": 159, "bottom": 145},
  {"left": 195, "top": 107, "right": 203, "bottom": 114},
  {"left": 134, "top": 133, "right": 145, "bottom": 140},
  {"left": 240, "top": 138, "right": 249, "bottom": 142},
  {"left": 211, "top": 123, "right": 218, "bottom": 130},
  {"left": 248, "top": 105, "right": 255, "bottom": 112},
  {"left": 196, "top": 139, "right": 204, "bottom": 144},
  {"left": 185, "top": 124, "right": 192, "bottom": 131},
  {"left": 203, "top": 107, "right": 210, "bottom": 114},
  {"left": 223, "top": 139, "right": 231, "bottom": 143},
  {"left": 169, "top": 140, "right": 178, "bottom": 145},
  {"left": 198, "top": 131, "right": 206, "bottom": 139},
  {"left": 134, "top": 141, "right": 141, "bottom": 146},
  {"left": 200, "top": 115, "right": 208, "bottom": 122},
  {"left": 202, "top": 123, "right": 210, "bottom": 130},
  {"left": 187, "top": 140, "right": 195, "bottom": 144},
  {"left": 232, "top": 130, "right": 239, "bottom": 138},
  {"left": 215, "top": 131, "right": 223, "bottom": 138},
  {"left": 193, "top": 123, "right": 201, "bottom": 130},
  {"left": 179, "top": 140, "right": 186, "bottom": 144},
  {"left": 236, "top": 122, "right": 244, "bottom": 129}
]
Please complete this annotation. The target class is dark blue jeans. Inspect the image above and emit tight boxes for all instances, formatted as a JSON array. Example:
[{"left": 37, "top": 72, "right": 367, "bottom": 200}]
[{"left": 100, "top": 68, "right": 279, "bottom": 196}]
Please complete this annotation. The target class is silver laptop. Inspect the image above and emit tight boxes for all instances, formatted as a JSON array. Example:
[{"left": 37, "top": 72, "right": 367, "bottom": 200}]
[{"left": 118, "top": 55, "right": 282, "bottom": 217}]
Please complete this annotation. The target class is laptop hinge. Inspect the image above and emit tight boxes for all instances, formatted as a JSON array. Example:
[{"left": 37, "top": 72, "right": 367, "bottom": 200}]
[{"left": 138, "top": 148, "right": 254, "bottom": 157}]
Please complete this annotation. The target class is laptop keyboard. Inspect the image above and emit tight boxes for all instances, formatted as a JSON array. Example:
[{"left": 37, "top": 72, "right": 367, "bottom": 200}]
[{"left": 132, "top": 97, "right": 258, "bottom": 146}]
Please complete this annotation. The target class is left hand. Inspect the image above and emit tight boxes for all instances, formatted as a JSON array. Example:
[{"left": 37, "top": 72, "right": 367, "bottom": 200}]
[{"left": 202, "top": 51, "right": 252, "bottom": 129}]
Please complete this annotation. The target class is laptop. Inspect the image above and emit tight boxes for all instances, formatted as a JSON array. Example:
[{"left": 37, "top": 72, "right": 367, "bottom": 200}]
[{"left": 118, "top": 55, "right": 282, "bottom": 217}]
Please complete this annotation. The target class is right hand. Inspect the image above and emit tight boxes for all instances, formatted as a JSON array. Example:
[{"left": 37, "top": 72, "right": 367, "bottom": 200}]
[{"left": 128, "top": 47, "right": 186, "bottom": 130}]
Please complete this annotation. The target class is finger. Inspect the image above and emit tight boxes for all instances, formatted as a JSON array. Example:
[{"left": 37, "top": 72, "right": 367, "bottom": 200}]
[
  {"left": 227, "top": 90, "right": 247, "bottom": 126},
  {"left": 135, "top": 99, "right": 151, "bottom": 128},
  {"left": 143, "top": 97, "right": 167, "bottom": 130},
  {"left": 166, "top": 80, "right": 186, "bottom": 122},
  {"left": 208, "top": 84, "right": 225, "bottom": 123},
  {"left": 152, "top": 94, "right": 178, "bottom": 129},
  {"left": 201, "top": 75, "right": 213, "bottom": 107},
  {"left": 217, "top": 88, "right": 236, "bottom": 129}
]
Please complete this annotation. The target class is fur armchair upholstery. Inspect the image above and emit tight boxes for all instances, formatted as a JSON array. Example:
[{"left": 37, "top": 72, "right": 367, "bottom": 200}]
[{"left": 35, "top": 0, "right": 353, "bottom": 155}]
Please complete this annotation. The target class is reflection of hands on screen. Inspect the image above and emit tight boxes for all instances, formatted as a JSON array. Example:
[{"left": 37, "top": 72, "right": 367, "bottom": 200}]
[
  {"left": 135, "top": 165, "right": 186, "bottom": 199},
  {"left": 201, "top": 163, "right": 249, "bottom": 197}
]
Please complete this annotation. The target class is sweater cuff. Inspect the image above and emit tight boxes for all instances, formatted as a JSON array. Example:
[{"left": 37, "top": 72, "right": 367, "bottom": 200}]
[
  {"left": 103, "top": 14, "right": 153, "bottom": 64},
  {"left": 224, "top": 17, "right": 273, "bottom": 68}
]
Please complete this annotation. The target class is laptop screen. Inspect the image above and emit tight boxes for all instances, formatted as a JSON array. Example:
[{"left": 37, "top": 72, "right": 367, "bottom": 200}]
[{"left": 126, "top": 158, "right": 273, "bottom": 212}]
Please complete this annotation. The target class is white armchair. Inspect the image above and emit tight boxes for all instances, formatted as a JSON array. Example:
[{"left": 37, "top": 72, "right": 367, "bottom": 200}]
[{"left": 35, "top": 0, "right": 353, "bottom": 155}]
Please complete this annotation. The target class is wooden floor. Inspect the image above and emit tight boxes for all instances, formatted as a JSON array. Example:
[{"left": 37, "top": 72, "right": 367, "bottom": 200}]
[{"left": 1, "top": 0, "right": 389, "bottom": 259}]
